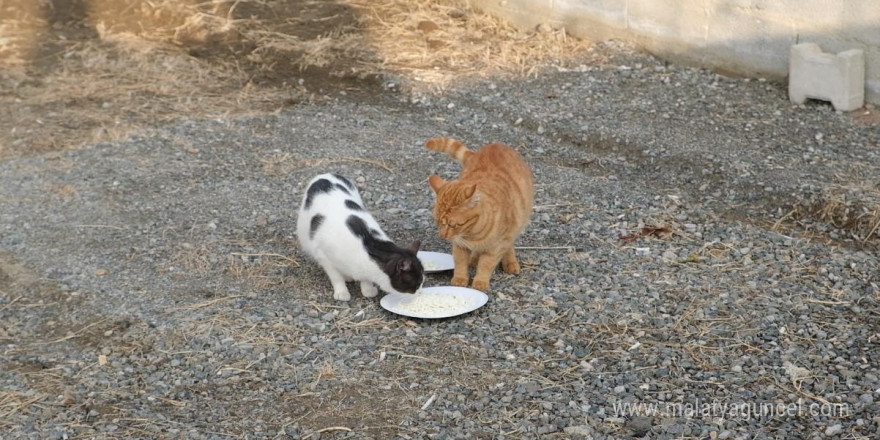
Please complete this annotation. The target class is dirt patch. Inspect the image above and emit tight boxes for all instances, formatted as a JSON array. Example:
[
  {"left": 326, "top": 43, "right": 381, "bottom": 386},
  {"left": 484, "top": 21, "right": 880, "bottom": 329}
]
[
  {"left": 289, "top": 382, "right": 412, "bottom": 437},
  {"left": 0, "top": 253, "right": 122, "bottom": 350},
  {"left": 0, "top": 254, "right": 39, "bottom": 290},
  {"left": 851, "top": 107, "right": 880, "bottom": 126}
]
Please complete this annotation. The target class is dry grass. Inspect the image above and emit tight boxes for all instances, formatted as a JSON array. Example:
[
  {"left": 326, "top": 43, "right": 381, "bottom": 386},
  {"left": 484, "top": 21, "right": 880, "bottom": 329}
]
[
  {"left": 346, "top": 0, "right": 588, "bottom": 88},
  {"left": 1, "top": 17, "right": 300, "bottom": 157},
  {"left": 226, "top": 254, "right": 293, "bottom": 290},
  {"left": 171, "top": 244, "right": 214, "bottom": 273},
  {"left": 790, "top": 183, "right": 880, "bottom": 242},
  {"left": 44, "top": 184, "right": 78, "bottom": 201},
  {"left": 0, "top": 0, "right": 593, "bottom": 160},
  {"left": 310, "top": 362, "right": 337, "bottom": 389}
]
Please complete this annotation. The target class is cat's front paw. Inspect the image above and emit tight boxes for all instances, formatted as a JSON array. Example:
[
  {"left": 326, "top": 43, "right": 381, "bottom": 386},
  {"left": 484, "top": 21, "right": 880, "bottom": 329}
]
[
  {"left": 471, "top": 279, "right": 489, "bottom": 291},
  {"left": 333, "top": 288, "right": 352, "bottom": 301},
  {"left": 502, "top": 260, "right": 521, "bottom": 274},
  {"left": 451, "top": 276, "right": 469, "bottom": 287},
  {"left": 360, "top": 282, "right": 378, "bottom": 298}
]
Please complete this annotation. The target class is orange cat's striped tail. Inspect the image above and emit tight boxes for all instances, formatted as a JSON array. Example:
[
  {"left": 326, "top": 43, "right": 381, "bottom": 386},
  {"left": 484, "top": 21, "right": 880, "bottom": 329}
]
[{"left": 425, "top": 137, "right": 473, "bottom": 163}]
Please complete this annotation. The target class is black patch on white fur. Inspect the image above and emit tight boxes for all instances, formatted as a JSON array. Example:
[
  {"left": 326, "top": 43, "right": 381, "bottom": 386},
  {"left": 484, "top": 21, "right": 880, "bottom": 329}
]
[
  {"left": 345, "top": 200, "right": 363, "bottom": 211},
  {"left": 304, "top": 178, "right": 334, "bottom": 209},
  {"left": 333, "top": 173, "right": 355, "bottom": 191},
  {"left": 345, "top": 215, "right": 424, "bottom": 293},
  {"left": 370, "top": 228, "right": 382, "bottom": 238},
  {"left": 309, "top": 214, "right": 325, "bottom": 239},
  {"left": 334, "top": 183, "right": 351, "bottom": 195},
  {"left": 346, "top": 215, "right": 377, "bottom": 242}
]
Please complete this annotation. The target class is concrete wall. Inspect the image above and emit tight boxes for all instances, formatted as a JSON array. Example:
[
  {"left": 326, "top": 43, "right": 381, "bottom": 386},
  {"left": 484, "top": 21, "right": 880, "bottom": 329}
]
[{"left": 471, "top": 0, "right": 880, "bottom": 106}]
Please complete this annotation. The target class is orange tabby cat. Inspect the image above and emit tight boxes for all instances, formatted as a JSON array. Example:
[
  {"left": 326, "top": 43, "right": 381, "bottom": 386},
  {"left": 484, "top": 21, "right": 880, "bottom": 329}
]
[{"left": 425, "top": 137, "right": 534, "bottom": 291}]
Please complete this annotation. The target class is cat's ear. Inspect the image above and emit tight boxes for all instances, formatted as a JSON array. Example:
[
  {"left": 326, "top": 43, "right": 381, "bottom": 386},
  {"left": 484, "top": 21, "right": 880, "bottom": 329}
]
[
  {"left": 463, "top": 184, "right": 476, "bottom": 198},
  {"left": 465, "top": 185, "right": 480, "bottom": 207},
  {"left": 407, "top": 240, "right": 421, "bottom": 253},
  {"left": 428, "top": 175, "right": 446, "bottom": 193},
  {"left": 398, "top": 258, "right": 412, "bottom": 272}
]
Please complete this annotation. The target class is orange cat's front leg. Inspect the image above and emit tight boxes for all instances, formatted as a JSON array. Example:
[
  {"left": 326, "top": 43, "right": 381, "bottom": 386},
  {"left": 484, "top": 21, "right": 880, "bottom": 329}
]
[
  {"left": 501, "top": 246, "right": 520, "bottom": 274},
  {"left": 451, "top": 244, "right": 470, "bottom": 287},
  {"left": 472, "top": 251, "right": 503, "bottom": 291}
]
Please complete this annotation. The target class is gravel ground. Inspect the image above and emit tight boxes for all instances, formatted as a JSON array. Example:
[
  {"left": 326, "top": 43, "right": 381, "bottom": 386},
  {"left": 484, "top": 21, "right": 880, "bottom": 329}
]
[{"left": 2, "top": 42, "right": 880, "bottom": 440}]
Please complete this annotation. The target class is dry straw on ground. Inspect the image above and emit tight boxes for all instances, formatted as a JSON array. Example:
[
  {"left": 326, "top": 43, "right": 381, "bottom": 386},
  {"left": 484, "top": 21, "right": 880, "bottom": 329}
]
[
  {"left": 347, "top": 0, "right": 587, "bottom": 87},
  {"left": 0, "top": 0, "right": 592, "bottom": 159},
  {"left": 793, "top": 184, "right": 880, "bottom": 242}
]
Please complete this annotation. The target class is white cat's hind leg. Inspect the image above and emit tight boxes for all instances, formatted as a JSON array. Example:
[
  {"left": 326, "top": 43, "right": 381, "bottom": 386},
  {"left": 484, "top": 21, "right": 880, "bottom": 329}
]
[
  {"left": 360, "top": 281, "right": 378, "bottom": 298},
  {"left": 314, "top": 256, "right": 351, "bottom": 301}
]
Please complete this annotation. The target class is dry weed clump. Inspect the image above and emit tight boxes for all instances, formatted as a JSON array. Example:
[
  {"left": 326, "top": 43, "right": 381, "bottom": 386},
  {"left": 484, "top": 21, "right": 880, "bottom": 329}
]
[
  {"left": 226, "top": 252, "right": 297, "bottom": 290},
  {"left": 793, "top": 184, "right": 880, "bottom": 242},
  {"left": 171, "top": 244, "right": 215, "bottom": 273}
]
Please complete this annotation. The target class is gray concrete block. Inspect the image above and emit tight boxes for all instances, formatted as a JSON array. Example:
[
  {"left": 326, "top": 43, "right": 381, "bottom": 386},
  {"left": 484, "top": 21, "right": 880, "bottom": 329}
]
[{"left": 789, "top": 43, "right": 865, "bottom": 112}]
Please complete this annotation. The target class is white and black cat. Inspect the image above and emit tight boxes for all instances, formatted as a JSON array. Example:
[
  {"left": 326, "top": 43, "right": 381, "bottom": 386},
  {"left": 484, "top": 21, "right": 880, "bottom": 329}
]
[{"left": 296, "top": 173, "right": 424, "bottom": 301}]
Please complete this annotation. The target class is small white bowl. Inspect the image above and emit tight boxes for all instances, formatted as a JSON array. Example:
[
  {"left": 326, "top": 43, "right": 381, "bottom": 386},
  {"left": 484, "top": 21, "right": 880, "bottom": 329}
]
[{"left": 417, "top": 251, "right": 454, "bottom": 273}]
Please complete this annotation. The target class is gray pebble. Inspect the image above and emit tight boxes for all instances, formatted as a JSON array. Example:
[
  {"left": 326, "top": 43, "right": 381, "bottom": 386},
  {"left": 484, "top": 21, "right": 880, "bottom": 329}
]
[
  {"left": 824, "top": 424, "right": 843, "bottom": 436},
  {"left": 626, "top": 416, "right": 653, "bottom": 436}
]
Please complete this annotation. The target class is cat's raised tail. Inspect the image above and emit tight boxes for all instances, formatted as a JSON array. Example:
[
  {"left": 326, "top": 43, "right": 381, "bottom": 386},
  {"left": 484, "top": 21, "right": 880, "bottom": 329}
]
[{"left": 425, "top": 137, "right": 473, "bottom": 163}]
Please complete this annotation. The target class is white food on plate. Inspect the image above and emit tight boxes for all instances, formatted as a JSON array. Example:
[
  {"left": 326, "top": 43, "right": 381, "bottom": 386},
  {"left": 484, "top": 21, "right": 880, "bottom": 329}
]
[
  {"left": 420, "top": 259, "right": 442, "bottom": 271},
  {"left": 397, "top": 292, "right": 470, "bottom": 315}
]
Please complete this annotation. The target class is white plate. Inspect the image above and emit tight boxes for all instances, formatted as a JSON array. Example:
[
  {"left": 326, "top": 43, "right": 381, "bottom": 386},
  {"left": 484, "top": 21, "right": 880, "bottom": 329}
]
[
  {"left": 417, "top": 251, "right": 454, "bottom": 273},
  {"left": 381, "top": 286, "right": 489, "bottom": 319}
]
